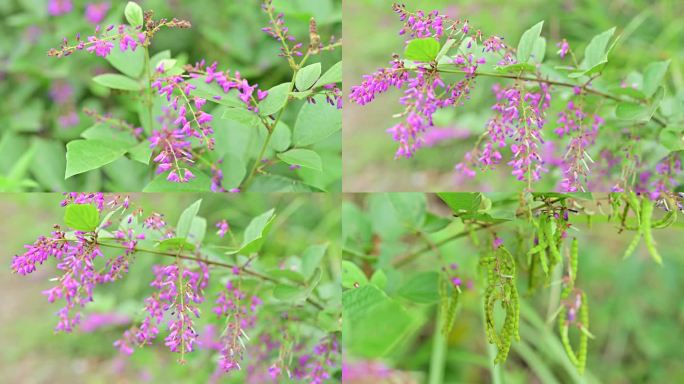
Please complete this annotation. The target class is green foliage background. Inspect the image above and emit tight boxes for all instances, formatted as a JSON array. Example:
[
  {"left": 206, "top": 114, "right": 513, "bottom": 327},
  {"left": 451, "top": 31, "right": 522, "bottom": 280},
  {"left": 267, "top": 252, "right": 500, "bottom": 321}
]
[{"left": 0, "top": 0, "right": 342, "bottom": 192}]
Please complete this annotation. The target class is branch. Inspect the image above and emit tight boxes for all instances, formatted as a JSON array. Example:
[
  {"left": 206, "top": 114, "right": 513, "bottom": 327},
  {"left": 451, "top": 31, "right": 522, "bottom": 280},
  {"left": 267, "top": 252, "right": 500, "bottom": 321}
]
[{"left": 97, "top": 241, "right": 324, "bottom": 310}]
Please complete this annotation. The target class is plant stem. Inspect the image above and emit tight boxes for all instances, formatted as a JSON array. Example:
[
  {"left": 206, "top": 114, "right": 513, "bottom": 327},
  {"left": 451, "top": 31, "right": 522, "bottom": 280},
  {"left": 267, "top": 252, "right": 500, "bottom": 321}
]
[
  {"left": 95, "top": 240, "right": 324, "bottom": 310},
  {"left": 428, "top": 310, "right": 447, "bottom": 384},
  {"left": 393, "top": 198, "right": 566, "bottom": 268},
  {"left": 433, "top": 67, "right": 667, "bottom": 127},
  {"left": 241, "top": 70, "right": 299, "bottom": 191}
]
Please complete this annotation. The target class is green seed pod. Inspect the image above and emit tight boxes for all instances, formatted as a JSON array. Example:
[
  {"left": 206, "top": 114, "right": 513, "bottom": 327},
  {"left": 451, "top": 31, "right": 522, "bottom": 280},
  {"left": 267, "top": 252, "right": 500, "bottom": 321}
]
[
  {"left": 641, "top": 198, "right": 663, "bottom": 264},
  {"left": 442, "top": 285, "right": 460, "bottom": 336},
  {"left": 623, "top": 232, "right": 642, "bottom": 259},
  {"left": 578, "top": 292, "right": 589, "bottom": 375},
  {"left": 651, "top": 210, "right": 676, "bottom": 229}
]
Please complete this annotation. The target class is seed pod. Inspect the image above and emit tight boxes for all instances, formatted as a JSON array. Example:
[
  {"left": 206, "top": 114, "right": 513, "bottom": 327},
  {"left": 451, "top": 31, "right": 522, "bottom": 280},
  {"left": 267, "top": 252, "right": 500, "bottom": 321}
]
[
  {"left": 651, "top": 210, "right": 676, "bottom": 229},
  {"left": 623, "top": 232, "right": 642, "bottom": 259},
  {"left": 442, "top": 285, "right": 460, "bottom": 336},
  {"left": 577, "top": 292, "right": 589, "bottom": 375},
  {"left": 641, "top": 198, "right": 663, "bottom": 264}
]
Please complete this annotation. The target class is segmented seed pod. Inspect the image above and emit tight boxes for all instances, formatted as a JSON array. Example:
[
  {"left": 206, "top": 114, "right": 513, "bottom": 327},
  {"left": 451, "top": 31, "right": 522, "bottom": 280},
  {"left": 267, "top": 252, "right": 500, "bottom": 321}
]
[
  {"left": 641, "top": 198, "right": 663, "bottom": 264},
  {"left": 439, "top": 273, "right": 449, "bottom": 333},
  {"left": 651, "top": 210, "right": 676, "bottom": 229},
  {"left": 544, "top": 215, "right": 562, "bottom": 264},
  {"left": 443, "top": 286, "right": 460, "bottom": 336},
  {"left": 511, "top": 282, "right": 520, "bottom": 341},
  {"left": 578, "top": 292, "right": 589, "bottom": 375},
  {"left": 623, "top": 232, "right": 642, "bottom": 259}
]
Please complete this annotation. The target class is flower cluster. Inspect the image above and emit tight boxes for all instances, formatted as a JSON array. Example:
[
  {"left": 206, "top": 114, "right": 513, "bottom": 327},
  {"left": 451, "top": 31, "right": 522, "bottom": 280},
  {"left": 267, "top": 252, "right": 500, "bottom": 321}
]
[
  {"left": 457, "top": 83, "right": 550, "bottom": 185},
  {"left": 261, "top": 0, "right": 303, "bottom": 58},
  {"left": 85, "top": 2, "right": 110, "bottom": 25},
  {"left": 117, "top": 260, "right": 209, "bottom": 361},
  {"left": 213, "top": 275, "right": 263, "bottom": 373},
  {"left": 350, "top": 8, "right": 507, "bottom": 159},
  {"left": 48, "top": 0, "right": 73, "bottom": 16}
]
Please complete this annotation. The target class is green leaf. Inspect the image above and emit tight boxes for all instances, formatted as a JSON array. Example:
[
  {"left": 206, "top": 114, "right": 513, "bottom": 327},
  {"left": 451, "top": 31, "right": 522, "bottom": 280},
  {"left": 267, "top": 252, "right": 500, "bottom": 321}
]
[
  {"left": 273, "top": 284, "right": 308, "bottom": 301},
  {"left": 229, "top": 209, "right": 276, "bottom": 255},
  {"left": 370, "top": 269, "right": 388, "bottom": 290},
  {"left": 220, "top": 153, "right": 246, "bottom": 189},
  {"left": 615, "top": 102, "right": 648, "bottom": 120},
  {"left": 105, "top": 45, "right": 145, "bottom": 78},
  {"left": 295, "top": 63, "right": 321, "bottom": 91},
  {"left": 435, "top": 38, "right": 456, "bottom": 62},
  {"left": 176, "top": 199, "right": 202, "bottom": 239},
  {"left": 615, "top": 86, "right": 664, "bottom": 122},
  {"left": 92, "top": 74, "right": 142, "bottom": 91},
  {"left": 293, "top": 95, "right": 342, "bottom": 146},
  {"left": 423, "top": 212, "right": 451, "bottom": 233},
  {"left": 128, "top": 141, "right": 152, "bottom": 164},
  {"left": 124, "top": 1, "right": 144, "bottom": 27},
  {"left": 438, "top": 192, "right": 483, "bottom": 213},
  {"left": 270, "top": 121, "right": 291, "bottom": 152},
  {"left": 388, "top": 193, "right": 426, "bottom": 229},
  {"left": 301, "top": 244, "right": 328, "bottom": 279},
  {"left": 517, "top": 21, "right": 544, "bottom": 63},
  {"left": 189, "top": 217, "right": 207, "bottom": 244},
  {"left": 582, "top": 27, "right": 616, "bottom": 70},
  {"left": 221, "top": 107, "right": 260, "bottom": 127},
  {"left": 64, "top": 204, "right": 99, "bottom": 232},
  {"left": 143, "top": 172, "right": 212, "bottom": 192},
  {"left": 315, "top": 61, "right": 341, "bottom": 87},
  {"left": 157, "top": 237, "right": 196, "bottom": 252},
  {"left": 659, "top": 127, "right": 684, "bottom": 152},
  {"left": 531, "top": 36, "right": 546, "bottom": 63},
  {"left": 397, "top": 271, "right": 440, "bottom": 304},
  {"left": 643, "top": 60, "right": 671, "bottom": 98},
  {"left": 65, "top": 139, "right": 130, "bottom": 178},
  {"left": 81, "top": 124, "right": 136, "bottom": 145},
  {"left": 268, "top": 269, "right": 306, "bottom": 284},
  {"left": 343, "top": 285, "right": 417, "bottom": 358},
  {"left": 259, "top": 82, "right": 291, "bottom": 116},
  {"left": 342, "top": 260, "right": 368, "bottom": 288},
  {"left": 277, "top": 149, "right": 322, "bottom": 171},
  {"left": 404, "top": 38, "right": 440, "bottom": 62}
]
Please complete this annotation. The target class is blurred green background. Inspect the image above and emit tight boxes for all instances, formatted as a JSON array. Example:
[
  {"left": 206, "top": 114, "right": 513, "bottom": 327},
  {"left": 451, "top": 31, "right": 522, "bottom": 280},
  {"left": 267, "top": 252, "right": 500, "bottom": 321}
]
[
  {"left": 343, "top": 0, "right": 684, "bottom": 192},
  {"left": 0, "top": 0, "right": 342, "bottom": 192},
  {"left": 0, "top": 193, "right": 341, "bottom": 383},
  {"left": 342, "top": 193, "right": 684, "bottom": 383}
]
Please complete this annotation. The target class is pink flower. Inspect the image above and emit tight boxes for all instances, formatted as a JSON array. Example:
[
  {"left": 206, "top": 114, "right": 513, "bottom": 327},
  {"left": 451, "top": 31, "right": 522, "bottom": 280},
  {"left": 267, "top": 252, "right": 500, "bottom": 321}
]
[
  {"left": 48, "top": 0, "right": 73, "bottom": 16},
  {"left": 85, "top": 2, "right": 110, "bottom": 24}
]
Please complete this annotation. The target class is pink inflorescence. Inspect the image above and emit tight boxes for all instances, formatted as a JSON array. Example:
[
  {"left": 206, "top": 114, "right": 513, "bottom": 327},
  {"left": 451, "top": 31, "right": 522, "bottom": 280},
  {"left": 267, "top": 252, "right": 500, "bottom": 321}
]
[
  {"left": 48, "top": 0, "right": 73, "bottom": 16},
  {"left": 392, "top": 4, "right": 445, "bottom": 38},
  {"left": 351, "top": 9, "right": 507, "bottom": 160},
  {"left": 292, "top": 336, "right": 340, "bottom": 383},
  {"left": 85, "top": 2, "right": 110, "bottom": 25},
  {"left": 117, "top": 260, "right": 209, "bottom": 358},
  {"left": 215, "top": 220, "right": 229, "bottom": 238},
  {"left": 213, "top": 277, "right": 262, "bottom": 373},
  {"left": 557, "top": 38, "right": 570, "bottom": 59},
  {"left": 261, "top": 1, "right": 303, "bottom": 58},
  {"left": 456, "top": 83, "right": 550, "bottom": 184}
]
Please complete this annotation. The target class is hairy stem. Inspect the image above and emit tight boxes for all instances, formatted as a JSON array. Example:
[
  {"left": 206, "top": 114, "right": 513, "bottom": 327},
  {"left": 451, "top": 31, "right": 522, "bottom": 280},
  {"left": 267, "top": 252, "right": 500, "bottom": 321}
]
[
  {"left": 428, "top": 310, "right": 447, "bottom": 384},
  {"left": 95, "top": 240, "right": 325, "bottom": 311},
  {"left": 241, "top": 70, "right": 299, "bottom": 190}
]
